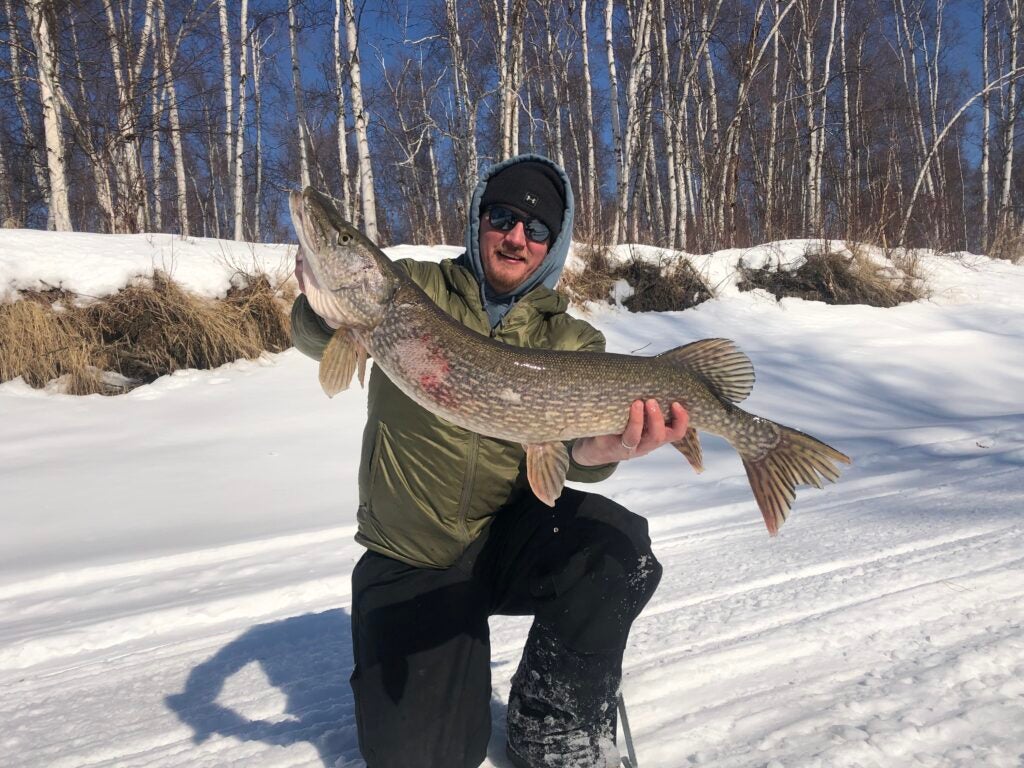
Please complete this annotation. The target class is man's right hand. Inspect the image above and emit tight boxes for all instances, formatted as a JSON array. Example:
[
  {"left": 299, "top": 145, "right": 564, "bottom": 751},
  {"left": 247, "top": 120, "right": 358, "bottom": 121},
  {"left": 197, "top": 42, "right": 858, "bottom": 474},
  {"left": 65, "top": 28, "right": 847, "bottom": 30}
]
[{"left": 295, "top": 249, "right": 344, "bottom": 329}]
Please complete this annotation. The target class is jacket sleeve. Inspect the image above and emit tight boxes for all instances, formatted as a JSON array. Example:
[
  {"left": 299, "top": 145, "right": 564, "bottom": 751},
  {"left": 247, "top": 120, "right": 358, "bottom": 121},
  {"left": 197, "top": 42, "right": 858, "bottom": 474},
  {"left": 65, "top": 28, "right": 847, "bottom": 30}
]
[
  {"left": 564, "top": 321, "right": 620, "bottom": 484},
  {"left": 290, "top": 293, "right": 335, "bottom": 361}
]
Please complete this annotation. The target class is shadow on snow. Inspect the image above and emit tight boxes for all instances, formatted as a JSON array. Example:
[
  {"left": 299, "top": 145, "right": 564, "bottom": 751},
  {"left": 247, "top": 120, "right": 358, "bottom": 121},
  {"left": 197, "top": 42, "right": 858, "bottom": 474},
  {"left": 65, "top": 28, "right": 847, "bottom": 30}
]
[{"left": 165, "top": 608, "right": 517, "bottom": 767}]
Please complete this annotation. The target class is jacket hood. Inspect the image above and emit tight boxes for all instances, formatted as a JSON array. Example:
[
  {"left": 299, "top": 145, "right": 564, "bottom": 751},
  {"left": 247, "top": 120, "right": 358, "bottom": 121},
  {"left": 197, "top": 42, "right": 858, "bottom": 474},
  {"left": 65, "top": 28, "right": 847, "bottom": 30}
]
[{"left": 465, "top": 154, "right": 575, "bottom": 328}]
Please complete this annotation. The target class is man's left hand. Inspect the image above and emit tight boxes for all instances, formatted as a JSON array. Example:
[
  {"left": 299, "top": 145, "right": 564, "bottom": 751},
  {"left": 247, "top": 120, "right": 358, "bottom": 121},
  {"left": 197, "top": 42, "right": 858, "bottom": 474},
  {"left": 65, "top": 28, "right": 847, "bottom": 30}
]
[{"left": 571, "top": 399, "right": 689, "bottom": 466}]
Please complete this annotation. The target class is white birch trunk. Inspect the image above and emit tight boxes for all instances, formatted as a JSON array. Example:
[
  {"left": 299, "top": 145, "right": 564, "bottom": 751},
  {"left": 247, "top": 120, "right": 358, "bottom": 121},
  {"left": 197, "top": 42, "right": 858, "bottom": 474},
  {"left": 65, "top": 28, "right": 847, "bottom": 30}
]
[
  {"left": 217, "top": 0, "right": 235, "bottom": 195},
  {"left": 420, "top": 72, "right": 445, "bottom": 244},
  {"left": 233, "top": 0, "right": 249, "bottom": 241},
  {"left": 579, "top": 0, "right": 599, "bottom": 232},
  {"left": 105, "top": 0, "right": 154, "bottom": 232},
  {"left": 802, "top": 0, "right": 839, "bottom": 235},
  {"left": 445, "top": 0, "right": 479, "bottom": 215},
  {"left": 839, "top": 0, "right": 854, "bottom": 233},
  {"left": 654, "top": 0, "right": 678, "bottom": 246},
  {"left": 499, "top": 0, "right": 527, "bottom": 158},
  {"left": 620, "top": 0, "right": 652, "bottom": 242},
  {"left": 289, "top": 1, "right": 311, "bottom": 190},
  {"left": 155, "top": 0, "right": 189, "bottom": 236},
  {"left": 151, "top": 62, "right": 162, "bottom": 231},
  {"left": 981, "top": 0, "right": 991, "bottom": 250},
  {"left": 251, "top": 28, "right": 264, "bottom": 240},
  {"left": 26, "top": 0, "right": 72, "bottom": 231},
  {"left": 544, "top": 20, "right": 564, "bottom": 168},
  {"left": 675, "top": 0, "right": 723, "bottom": 248},
  {"left": 604, "top": 0, "right": 624, "bottom": 240},
  {"left": 765, "top": 0, "right": 781, "bottom": 240},
  {"left": 344, "top": 0, "right": 378, "bottom": 240},
  {"left": 893, "top": 0, "right": 935, "bottom": 198},
  {"left": 333, "top": 0, "right": 352, "bottom": 220},
  {"left": 998, "top": 0, "right": 1021, "bottom": 229}
]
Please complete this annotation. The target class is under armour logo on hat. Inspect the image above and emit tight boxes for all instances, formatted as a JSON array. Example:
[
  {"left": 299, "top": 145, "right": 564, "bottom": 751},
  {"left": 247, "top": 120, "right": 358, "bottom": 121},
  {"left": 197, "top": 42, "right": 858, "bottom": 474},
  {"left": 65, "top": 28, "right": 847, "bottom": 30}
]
[{"left": 524, "top": 192, "right": 538, "bottom": 207}]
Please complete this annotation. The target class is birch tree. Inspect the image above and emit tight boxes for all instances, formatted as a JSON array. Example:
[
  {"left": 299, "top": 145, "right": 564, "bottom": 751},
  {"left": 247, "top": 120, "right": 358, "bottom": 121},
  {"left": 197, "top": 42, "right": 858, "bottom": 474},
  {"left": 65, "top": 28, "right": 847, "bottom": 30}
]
[
  {"left": 103, "top": 0, "right": 154, "bottom": 232},
  {"left": 343, "top": 0, "right": 378, "bottom": 240},
  {"left": 604, "top": 0, "right": 624, "bottom": 239},
  {"left": 799, "top": 0, "right": 839, "bottom": 235},
  {"left": 982, "top": 0, "right": 992, "bottom": 250},
  {"left": 155, "top": 0, "right": 189, "bottom": 236},
  {"left": 217, "top": 0, "right": 235, "bottom": 212},
  {"left": 333, "top": 0, "right": 352, "bottom": 220},
  {"left": 997, "top": 0, "right": 1022, "bottom": 235},
  {"left": 289, "top": 1, "right": 311, "bottom": 190},
  {"left": 25, "top": 0, "right": 72, "bottom": 231},
  {"left": 444, "top": 0, "right": 479, "bottom": 215},
  {"left": 497, "top": 0, "right": 527, "bottom": 158},
  {"left": 250, "top": 26, "right": 267, "bottom": 240},
  {"left": 232, "top": 0, "right": 248, "bottom": 241},
  {"left": 578, "top": 0, "right": 599, "bottom": 235}
]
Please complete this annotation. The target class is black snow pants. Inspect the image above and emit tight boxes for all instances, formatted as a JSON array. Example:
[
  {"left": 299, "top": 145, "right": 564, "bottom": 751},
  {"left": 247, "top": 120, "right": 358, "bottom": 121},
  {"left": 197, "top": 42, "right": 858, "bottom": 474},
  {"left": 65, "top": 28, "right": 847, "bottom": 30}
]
[{"left": 349, "top": 488, "right": 662, "bottom": 768}]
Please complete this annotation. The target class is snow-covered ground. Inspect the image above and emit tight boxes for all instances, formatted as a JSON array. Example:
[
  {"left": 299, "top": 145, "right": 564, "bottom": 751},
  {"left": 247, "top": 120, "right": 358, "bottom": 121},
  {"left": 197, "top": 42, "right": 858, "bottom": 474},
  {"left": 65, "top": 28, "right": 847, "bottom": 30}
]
[{"left": 1, "top": 231, "right": 1022, "bottom": 768}]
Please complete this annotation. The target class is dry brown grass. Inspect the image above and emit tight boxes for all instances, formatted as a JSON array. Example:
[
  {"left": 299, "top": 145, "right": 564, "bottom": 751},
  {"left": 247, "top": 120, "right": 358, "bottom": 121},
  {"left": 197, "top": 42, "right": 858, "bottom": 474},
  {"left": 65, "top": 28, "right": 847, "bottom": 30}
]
[
  {"left": 737, "top": 242, "right": 926, "bottom": 307},
  {"left": 988, "top": 225, "right": 1024, "bottom": 264},
  {"left": 0, "top": 271, "right": 292, "bottom": 395},
  {"left": 0, "top": 298, "right": 106, "bottom": 394},
  {"left": 561, "top": 244, "right": 713, "bottom": 312}
]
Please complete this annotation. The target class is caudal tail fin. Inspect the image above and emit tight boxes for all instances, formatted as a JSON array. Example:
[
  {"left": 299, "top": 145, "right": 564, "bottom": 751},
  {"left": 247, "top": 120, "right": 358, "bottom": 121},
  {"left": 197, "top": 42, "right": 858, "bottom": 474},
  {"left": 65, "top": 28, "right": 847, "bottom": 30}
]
[{"left": 741, "top": 425, "right": 851, "bottom": 535}]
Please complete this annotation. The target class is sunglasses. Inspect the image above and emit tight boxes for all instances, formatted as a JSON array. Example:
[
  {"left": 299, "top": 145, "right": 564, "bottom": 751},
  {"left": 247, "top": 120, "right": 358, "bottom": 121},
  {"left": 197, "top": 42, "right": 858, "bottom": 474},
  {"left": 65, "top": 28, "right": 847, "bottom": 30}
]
[{"left": 485, "top": 205, "right": 551, "bottom": 244}]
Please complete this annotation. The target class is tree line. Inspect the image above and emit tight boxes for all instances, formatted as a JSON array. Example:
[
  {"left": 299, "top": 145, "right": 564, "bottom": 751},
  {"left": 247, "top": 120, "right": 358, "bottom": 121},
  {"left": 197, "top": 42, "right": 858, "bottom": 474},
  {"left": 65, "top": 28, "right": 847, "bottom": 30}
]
[{"left": 2, "top": 0, "right": 1022, "bottom": 256}]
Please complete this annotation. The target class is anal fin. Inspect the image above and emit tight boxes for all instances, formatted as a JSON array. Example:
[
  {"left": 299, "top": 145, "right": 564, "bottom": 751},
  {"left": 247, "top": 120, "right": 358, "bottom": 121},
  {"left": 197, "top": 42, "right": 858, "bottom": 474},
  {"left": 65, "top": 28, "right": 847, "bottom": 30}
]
[
  {"left": 671, "top": 427, "right": 704, "bottom": 473},
  {"left": 525, "top": 442, "right": 570, "bottom": 507}
]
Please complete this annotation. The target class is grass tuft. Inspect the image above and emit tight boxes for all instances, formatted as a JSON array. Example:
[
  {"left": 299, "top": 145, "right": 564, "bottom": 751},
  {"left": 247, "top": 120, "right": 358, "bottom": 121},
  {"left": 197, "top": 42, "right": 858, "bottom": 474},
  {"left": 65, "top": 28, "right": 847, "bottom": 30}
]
[
  {"left": 0, "top": 270, "right": 292, "bottom": 395},
  {"left": 0, "top": 298, "right": 106, "bottom": 395},
  {"left": 561, "top": 244, "right": 713, "bottom": 312},
  {"left": 736, "top": 243, "right": 925, "bottom": 307}
]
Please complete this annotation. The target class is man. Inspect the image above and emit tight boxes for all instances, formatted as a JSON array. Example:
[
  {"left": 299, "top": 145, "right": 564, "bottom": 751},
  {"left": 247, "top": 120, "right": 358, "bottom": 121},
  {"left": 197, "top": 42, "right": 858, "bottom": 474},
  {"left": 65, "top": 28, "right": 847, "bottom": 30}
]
[{"left": 292, "top": 154, "right": 689, "bottom": 768}]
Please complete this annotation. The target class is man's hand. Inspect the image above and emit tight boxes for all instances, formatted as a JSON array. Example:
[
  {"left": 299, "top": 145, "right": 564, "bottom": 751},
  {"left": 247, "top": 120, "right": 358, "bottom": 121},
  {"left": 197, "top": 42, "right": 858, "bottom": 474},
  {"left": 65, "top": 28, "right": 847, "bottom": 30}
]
[
  {"left": 571, "top": 400, "right": 689, "bottom": 466},
  {"left": 295, "top": 249, "right": 343, "bottom": 329}
]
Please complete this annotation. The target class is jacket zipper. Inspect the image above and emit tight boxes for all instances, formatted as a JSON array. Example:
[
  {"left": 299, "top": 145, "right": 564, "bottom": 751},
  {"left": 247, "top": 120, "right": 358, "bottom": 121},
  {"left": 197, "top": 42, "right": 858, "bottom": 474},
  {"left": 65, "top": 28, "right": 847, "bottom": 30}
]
[{"left": 456, "top": 432, "right": 480, "bottom": 542}]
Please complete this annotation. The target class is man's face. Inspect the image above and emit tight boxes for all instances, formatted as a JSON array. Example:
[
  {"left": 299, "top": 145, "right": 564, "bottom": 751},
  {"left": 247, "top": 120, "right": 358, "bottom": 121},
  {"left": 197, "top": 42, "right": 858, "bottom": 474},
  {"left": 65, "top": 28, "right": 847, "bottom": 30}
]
[{"left": 479, "top": 206, "right": 551, "bottom": 294}]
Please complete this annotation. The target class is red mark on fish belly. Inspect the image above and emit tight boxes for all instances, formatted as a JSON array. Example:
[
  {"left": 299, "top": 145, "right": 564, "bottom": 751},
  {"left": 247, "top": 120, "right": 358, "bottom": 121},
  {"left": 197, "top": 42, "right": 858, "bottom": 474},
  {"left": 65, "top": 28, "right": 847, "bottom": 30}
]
[
  {"left": 400, "top": 335, "right": 455, "bottom": 406},
  {"left": 417, "top": 362, "right": 454, "bottom": 406}
]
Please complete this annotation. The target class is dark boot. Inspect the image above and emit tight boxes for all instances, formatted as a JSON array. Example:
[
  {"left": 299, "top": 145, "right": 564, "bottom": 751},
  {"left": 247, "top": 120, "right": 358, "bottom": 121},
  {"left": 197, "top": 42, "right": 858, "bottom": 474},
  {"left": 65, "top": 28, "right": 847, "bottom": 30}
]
[{"left": 506, "top": 622, "right": 622, "bottom": 768}]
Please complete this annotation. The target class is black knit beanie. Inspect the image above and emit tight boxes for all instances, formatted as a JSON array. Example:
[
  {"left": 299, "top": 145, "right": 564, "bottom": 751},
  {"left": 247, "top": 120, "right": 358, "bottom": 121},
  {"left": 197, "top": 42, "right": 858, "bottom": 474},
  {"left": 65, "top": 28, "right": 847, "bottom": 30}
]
[{"left": 479, "top": 161, "right": 566, "bottom": 242}]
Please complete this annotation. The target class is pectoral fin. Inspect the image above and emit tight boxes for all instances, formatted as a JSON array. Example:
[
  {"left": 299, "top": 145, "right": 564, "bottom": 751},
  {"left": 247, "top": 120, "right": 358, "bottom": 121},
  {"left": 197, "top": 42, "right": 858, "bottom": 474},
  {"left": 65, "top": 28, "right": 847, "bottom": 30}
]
[
  {"left": 319, "top": 329, "right": 366, "bottom": 397},
  {"left": 672, "top": 427, "right": 705, "bottom": 473},
  {"left": 525, "top": 442, "right": 570, "bottom": 507}
]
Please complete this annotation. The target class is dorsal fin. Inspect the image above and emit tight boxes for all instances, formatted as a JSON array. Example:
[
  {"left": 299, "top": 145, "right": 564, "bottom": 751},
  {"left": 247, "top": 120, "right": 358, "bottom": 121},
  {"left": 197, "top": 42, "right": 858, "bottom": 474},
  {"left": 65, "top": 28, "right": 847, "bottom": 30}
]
[{"left": 657, "top": 338, "right": 755, "bottom": 403}]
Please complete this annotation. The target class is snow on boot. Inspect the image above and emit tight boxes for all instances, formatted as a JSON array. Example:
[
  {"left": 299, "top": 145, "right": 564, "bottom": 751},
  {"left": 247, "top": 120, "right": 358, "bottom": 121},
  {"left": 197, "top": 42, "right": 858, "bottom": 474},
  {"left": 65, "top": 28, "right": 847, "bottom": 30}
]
[{"left": 506, "top": 622, "right": 622, "bottom": 768}]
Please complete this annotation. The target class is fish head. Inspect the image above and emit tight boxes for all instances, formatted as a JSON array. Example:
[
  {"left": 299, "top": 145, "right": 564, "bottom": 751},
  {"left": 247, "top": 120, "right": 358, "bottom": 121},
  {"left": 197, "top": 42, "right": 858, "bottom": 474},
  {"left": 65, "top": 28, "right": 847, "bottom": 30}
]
[{"left": 290, "top": 187, "right": 393, "bottom": 327}]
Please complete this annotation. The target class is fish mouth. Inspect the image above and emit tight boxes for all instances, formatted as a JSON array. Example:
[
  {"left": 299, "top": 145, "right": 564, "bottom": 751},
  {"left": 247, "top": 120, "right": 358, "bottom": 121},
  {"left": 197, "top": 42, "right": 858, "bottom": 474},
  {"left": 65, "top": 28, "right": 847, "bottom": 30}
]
[
  {"left": 289, "top": 189, "right": 316, "bottom": 261},
  {"left": 290, "top": 188, "right": 340, "bottom": 284}
]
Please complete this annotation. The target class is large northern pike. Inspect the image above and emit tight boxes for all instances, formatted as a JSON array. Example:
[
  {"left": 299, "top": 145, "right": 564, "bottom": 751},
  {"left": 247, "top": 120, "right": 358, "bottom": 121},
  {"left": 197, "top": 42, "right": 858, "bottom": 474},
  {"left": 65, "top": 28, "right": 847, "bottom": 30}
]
[{"left": 290, "top": 187, "right": 851, "bottom": 535}]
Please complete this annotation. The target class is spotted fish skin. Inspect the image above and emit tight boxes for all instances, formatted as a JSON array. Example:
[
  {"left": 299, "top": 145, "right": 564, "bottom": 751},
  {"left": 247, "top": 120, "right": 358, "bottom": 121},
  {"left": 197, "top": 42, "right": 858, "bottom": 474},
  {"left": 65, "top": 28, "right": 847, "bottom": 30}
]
[{"left": 290, "top": 187, "right": 851, "bottom": 534}]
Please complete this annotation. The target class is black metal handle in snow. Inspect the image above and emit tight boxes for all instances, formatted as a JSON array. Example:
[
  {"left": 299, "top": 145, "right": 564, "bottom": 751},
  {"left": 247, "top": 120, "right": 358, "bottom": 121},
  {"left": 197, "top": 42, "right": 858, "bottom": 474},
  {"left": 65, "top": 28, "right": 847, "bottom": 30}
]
[{"left": 618, "top": 692, "right": 639, "bottom": 768}]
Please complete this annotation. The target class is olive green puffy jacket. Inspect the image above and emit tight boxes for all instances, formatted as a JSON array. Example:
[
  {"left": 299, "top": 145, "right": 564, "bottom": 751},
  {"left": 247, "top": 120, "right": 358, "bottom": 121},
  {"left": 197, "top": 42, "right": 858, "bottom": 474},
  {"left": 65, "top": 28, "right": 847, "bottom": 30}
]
[{"left": 291, "top": 255, "right": 617, "bottom": 568}]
